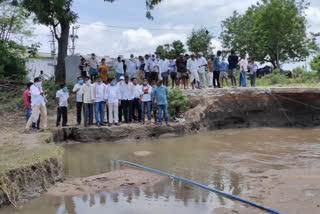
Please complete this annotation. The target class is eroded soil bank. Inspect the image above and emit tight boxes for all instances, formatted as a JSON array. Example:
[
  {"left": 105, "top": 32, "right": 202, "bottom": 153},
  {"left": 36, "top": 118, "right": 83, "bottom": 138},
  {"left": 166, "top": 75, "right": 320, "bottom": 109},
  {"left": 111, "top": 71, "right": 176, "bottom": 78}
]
[{"left": 52, "top": 87, "right": 320, "bottom": 143}]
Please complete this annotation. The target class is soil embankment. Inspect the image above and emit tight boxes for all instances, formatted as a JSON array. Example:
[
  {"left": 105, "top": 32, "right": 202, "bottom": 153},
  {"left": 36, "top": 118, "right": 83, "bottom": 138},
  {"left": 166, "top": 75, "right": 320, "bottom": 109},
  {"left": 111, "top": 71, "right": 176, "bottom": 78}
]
[
  {"left": 47, "top": 168, "right": 166, "bottom": 197},
  {"left": 52, "top": 87, "right": 320, "bottom": 143}
]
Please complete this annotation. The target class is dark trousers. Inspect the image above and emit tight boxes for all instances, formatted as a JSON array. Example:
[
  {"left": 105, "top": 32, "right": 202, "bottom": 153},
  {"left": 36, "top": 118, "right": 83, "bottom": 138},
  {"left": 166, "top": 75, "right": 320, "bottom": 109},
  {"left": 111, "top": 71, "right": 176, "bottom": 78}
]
[
  {"left": 150, "top": 72, "right": 158, "bottom": 83},
  {"left": 213, "top": 70, "right": 221, "bottom": 88},
  {"left": 118, "top": 103, "right": 122, "bottom": 122},
  {"left": 122, "top": 100, "right": 133, "bottom": 123},
  {"left": 76, "top": 102, "right": 83, "bottom": 125},
  {"left": 145, "top": 72, "right": 151, "bottom": 84},
  {"left": 83, "top": 103, "right": 93, "bottom": 126},
  {"left": 132, "top": 98, "right": 141, "bottom": 122},
  {"left": 57, "top": 107, "right": 68, "bottom": 126}
]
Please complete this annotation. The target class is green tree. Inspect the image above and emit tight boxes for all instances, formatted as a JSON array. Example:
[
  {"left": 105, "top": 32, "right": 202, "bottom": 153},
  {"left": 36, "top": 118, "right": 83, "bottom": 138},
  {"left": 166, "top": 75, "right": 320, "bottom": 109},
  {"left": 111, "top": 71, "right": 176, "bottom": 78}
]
[
  {"left": 19, "top": 0, "right": 163, "bottom": 83},
  {"left": 186, "top": 27, "right": 213, "bottom": 57},
  {"left": 220, "top": 0, "right": 319, "bottom": 69},
  {"left": 310, "top": 54, "right": 320, "bottom": 74},
  {"left": 155, "top": 40, "right": 186, "bottom": 58}
]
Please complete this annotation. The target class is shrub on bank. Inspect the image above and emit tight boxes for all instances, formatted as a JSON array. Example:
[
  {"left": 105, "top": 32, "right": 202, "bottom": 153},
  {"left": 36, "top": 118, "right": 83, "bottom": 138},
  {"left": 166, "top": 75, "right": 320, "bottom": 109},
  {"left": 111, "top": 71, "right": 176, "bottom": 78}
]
[{"left": 168, "top": 88, "right": 190, "bottom": 117}]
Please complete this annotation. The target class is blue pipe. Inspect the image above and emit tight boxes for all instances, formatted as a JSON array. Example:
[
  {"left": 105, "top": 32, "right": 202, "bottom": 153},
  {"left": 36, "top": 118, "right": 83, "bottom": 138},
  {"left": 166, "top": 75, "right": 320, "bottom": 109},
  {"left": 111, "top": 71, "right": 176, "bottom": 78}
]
[{"left": 115, "top": 160, "right": 283, "bottom": 214}]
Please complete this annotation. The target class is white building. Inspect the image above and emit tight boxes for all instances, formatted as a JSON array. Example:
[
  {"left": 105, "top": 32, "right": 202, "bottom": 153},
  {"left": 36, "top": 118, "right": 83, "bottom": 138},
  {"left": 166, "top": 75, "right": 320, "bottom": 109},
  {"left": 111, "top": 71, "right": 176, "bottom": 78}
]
[{"left": 26, "top": 52, "right": 55, "bottom": 81}]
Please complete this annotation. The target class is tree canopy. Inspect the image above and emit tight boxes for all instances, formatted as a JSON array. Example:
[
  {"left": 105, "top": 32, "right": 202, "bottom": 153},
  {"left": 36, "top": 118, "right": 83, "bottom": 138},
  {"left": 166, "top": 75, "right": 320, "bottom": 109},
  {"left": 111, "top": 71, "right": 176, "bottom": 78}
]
[
  {"left": 19, "top": 0, "right": 163, "bottom": 83},
  {"left": 186, "top": 27, "right": 213, "bottom": 57},
  {"left": 155, "top": 40, "right": 185, "bottom": 58},
  {"left": 220, "top": 0, "right": 319, "bottom": 68}
]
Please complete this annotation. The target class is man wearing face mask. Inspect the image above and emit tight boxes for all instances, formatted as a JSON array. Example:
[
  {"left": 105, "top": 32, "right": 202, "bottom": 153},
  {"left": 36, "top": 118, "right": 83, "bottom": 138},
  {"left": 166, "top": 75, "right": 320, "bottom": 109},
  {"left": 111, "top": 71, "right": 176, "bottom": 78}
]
[
  {"left": 82, "top": 76, "right": 93, "bottom": 127},
  {"left": 149, "top": 55, "right": 159, "bottom": 83},
  {"left": 56, "top": 84, "right": 69, "bottom": 127},
  {"left": 104, "top": 78, "right": 121, "bottom": 126},
  {"left": 127, "top": 54, "right": 138, "bottom": 81},
  {"left": 119, "top": 76, "right": 134, "bottom": 123},
  {"left": 24, "top": 77, "right": 48, "bottom": 134},
  {"left": 91, "top": 76, "right": 106, "bottom": 127},
  {"left": 73, "top": 77, "right": 84, "bottom": 126},
  {"left": 131, "top": 78, "right": 142, "bottom": 123},
  {"left": 140, "top": 78, "right": 152, "bottom": 124}
]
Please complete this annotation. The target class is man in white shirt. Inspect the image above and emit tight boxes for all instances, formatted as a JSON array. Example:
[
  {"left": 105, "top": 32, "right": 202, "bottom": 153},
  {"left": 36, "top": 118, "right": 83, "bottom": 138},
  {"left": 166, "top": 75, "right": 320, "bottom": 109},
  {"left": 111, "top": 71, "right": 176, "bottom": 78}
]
[
  {"left": 131, "top": 78, "right": 142, "bottom": 122},
  {"left": 88, "top": 53, "right": 99, "bottom": 81},
  {"left": 114, "top": 56, "right": 124, "bottom": 82},
  {"left": 149, "top": 55, "right": 160, "bottom": 83},
  {"left": 25, "top": 77, "right": 48, "bottom": 134},
  {"left": 82, "top": 76, "right": 93, "bottom": 127},
  {"left": 91, "top": 76, "right": 106, "bottom": 126},
  {"left": 105, "top": 78, "right": 121, "bottom": 126},
  {"left": 159, "top": 56, "right": 170, "bottom": 87},
  {"left": 144, "top": 54, "right": 151, "bottom": 83},
  {"left": 72, "top": 77, "right": 84, "bottom": 125},
  {"left": 140, "top": 78, "right": 153, "bottom": 124},
  {"left": 248, "top": 59, "right": 258, "bottom": 87},
  {"left": 119, "top": 76, "right": 134, "bottom": 123},
  {"left": 56, "top": 84, "right": 69, "bottom": 127},
  {"left": 239, "top": 55, "right": 249, "bottom": 87},
  {"left": 187, "top": 54, "right": 200, "bottom": 90},
  {"left": 197, "top": 52, "right": 208, "bottom": 89},
  {"left": 127, "top": 54, "right": 138, "bottom": 81}
]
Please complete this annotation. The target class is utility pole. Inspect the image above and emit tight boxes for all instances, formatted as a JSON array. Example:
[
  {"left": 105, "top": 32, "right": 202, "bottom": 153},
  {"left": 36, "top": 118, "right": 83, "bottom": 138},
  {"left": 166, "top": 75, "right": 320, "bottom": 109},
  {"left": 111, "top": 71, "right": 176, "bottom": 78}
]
[
  {"left": 70, "top": 25, "right": 80, "bottom": 55},
  {"left": 49, "top": 29, "right": 57, "bottom": 78}
]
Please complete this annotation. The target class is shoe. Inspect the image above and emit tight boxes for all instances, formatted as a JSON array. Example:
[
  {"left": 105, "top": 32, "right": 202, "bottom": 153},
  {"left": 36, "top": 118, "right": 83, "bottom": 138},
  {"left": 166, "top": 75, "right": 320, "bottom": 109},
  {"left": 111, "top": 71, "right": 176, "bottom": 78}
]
[
  {"left": 108, "top": 123, "right": 112, "bottom": 127},
  {"left": 24, "top": 129, "right": 31, "bottom": 134},
  {"left": 100, "top": 123, "right": 106, "bottom": 127},
  {"left": 96, "top": 124, "right": 100, "bottom": 127},
  {"left": 56, "top": 124, "right": 60, "bottom": 127},
  {"left": 115, "top": 123, "right": 120, "bottom": 126}
]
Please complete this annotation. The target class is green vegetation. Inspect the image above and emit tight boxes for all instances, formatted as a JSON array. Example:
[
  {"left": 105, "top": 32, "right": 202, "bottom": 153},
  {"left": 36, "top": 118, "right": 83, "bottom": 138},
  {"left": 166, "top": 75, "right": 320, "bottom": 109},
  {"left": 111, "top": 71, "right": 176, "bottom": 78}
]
[
  {"left": 155, "top": 40, "right": 186, "bottom": 58},
  {"left": 256, "top": 68, "right": 320, "bottom": 86},
  {"left": 187, "top": 27, "right": 214, "bottom": 57},
  {"left": 310, "top": 53, "right": 320, "bottom": 74},
  {"left": 168, "top": 88, "right": 190, "bottom": 117},
  {"left": 220, "top": 0, "right": 319, "bottom": 68}
]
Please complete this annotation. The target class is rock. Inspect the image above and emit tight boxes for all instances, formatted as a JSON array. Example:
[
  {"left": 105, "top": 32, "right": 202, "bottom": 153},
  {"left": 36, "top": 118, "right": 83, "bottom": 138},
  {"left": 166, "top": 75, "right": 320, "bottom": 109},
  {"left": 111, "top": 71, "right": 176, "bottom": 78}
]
[{"left": 133, "top": 151, "right": 153, "bottom": 157}]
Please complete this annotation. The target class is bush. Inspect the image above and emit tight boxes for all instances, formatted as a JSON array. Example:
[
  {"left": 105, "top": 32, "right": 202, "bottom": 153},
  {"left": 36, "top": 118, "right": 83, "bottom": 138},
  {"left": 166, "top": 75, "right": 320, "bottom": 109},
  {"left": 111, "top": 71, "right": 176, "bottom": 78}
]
[
  {"left": 168, "top": 88, "right": 189, "bottom": 117},
  {"left": 0, "top": 40, "right": 27, "bottom": 80}
]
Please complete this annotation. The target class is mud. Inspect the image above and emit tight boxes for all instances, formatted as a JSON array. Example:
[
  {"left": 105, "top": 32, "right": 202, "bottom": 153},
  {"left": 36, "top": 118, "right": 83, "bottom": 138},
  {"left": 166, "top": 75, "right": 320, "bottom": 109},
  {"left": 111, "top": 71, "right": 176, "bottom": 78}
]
[{"left": 47, "top": 168, "right": 166, "bottom": 197}]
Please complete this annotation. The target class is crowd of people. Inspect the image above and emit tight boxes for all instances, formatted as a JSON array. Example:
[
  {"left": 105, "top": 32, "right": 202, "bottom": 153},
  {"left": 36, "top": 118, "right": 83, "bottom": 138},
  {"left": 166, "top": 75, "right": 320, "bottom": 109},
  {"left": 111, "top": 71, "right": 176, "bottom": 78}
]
[{"left": 23, "top": 50, "right": 259, "bottom": 133}]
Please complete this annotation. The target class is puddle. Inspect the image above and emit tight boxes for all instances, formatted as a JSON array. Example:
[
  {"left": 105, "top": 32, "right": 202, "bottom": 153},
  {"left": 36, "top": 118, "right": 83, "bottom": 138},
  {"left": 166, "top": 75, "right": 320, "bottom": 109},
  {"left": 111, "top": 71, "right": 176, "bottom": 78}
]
[{"left": 1, "top": 128, "right": 320, "bottom": 214}]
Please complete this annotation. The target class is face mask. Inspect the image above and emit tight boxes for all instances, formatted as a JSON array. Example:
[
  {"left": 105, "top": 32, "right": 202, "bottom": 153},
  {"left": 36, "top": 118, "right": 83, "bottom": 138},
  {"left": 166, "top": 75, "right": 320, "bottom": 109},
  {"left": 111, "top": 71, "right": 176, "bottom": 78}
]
[
  {"left": 79, "top": 80, "right": 84, "bottom": 84},
  {"left": 111, "top": 81, "right": 116, "bottom": 86},
  {"left": 143, "top": 82, "right": 148, "bottom": 86},
  {"left": 62, "top": 87, "right": 68, "bottom": 93},
  {"left": 133, "top": 82, "right": 137, "bottom": 86},
  {"left": 97, "top": 81, "right": 102, "bottom": 85}
]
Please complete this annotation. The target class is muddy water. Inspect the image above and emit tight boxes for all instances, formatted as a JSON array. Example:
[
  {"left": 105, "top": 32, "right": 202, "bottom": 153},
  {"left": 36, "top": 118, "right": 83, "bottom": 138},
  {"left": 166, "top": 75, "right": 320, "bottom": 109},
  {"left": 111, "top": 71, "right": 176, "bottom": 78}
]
[{"left": 2, "top": 128, "right": 320, "bottom": 214}]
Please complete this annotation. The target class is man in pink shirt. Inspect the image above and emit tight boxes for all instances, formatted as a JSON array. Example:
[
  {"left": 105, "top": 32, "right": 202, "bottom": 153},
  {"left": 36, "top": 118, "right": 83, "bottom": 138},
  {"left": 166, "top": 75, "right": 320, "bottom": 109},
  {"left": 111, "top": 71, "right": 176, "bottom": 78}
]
[{"left": 23, "top": 83, "right": 32, "bottom": 122}]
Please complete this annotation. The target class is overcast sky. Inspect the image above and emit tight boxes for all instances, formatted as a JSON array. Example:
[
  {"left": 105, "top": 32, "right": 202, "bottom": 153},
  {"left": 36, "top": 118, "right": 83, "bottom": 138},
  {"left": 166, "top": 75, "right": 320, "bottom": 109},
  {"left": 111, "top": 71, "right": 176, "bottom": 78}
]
[{"left": 29, "top": 0, "right": 320, "bottom": 69}]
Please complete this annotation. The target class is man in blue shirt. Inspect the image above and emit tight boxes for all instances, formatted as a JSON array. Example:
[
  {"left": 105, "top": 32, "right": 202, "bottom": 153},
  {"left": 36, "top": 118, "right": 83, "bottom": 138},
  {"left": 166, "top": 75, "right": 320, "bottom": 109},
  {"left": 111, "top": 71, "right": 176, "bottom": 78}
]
[
  {"left": 153, "top": 80, "right": 169, "bottom": 125},
  {"left": 219, "top": 58, "right": 229, "bottom": 87},
  {"left": 213, "top": 50, "right": 222, "bottom": 88}
]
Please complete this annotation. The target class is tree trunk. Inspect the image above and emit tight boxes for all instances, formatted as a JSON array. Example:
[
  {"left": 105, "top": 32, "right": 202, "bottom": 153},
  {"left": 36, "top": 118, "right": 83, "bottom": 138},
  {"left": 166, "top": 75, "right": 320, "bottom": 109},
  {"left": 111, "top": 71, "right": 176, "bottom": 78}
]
[
  {"left": 55, "top": 22, "right": 70, "bottom": 84},
  {"left": 276, "top": 41, "right": 280, "bottom": 69}
]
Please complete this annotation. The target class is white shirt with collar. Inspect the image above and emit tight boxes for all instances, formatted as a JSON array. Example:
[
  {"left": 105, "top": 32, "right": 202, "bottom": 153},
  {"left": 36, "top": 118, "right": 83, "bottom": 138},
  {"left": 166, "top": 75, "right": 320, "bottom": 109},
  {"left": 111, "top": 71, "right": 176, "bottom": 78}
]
[
  {"left": 56, "top": 89, "right": 69, "bottom": 107},
  {"left": 105, "top": 84, "right": 121, "bottom": 104},
  {"left": 140, "top": 85, "right": 152, "bottom": 102},
  {"left": 127, "top": 58, "right": 138, "bottom": 74},
  {"left": 114, "top": 61, "right": 124, "bottom": 74},
  {"left": 159, "top": 59, "right": 170, "bottom": 74},
  {"left": 132, "top": 84, "right": 142, "bottom": 99},
  {"left": 149, "top": 59, "right": 160, "bottom": 73},
  {"left": 119, "top": 82, "right": 133, "bottom": 100},
  {"left": 88, "top": 58, "right": 98, "bottom": 69},
  {"left": 240, "top": 59, "right": 249, "bottom": 72},
  {"left": 198, "top": 56, "right": 208, "bottom": 73},
  {"left": 72, "top": 83, "right": 84, "bottom": 102},
  {"left": 187, "top": 58, "right": 199, "bottom": 73},
  {"left": 30, "top": 84, "right": 45, "bottom": 106},
  {"left": 91, "top": 82, "right": 106, "bottom": 102}
]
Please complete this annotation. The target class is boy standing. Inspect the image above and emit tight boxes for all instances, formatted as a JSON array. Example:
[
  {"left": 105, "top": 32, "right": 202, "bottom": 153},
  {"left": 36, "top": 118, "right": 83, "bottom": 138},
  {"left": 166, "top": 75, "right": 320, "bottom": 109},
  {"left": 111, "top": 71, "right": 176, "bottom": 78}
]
[
  {"left": 213, "top": 51, "right": 222, "bottom": 88},
  {"left": 140, "top": 78, "right": 152, "bottom": 124},
  {"left": 220, "top": 58, "right": 229, "bottom": 87},
  {"left": 56, "top": 84, "right": 69, "bottom": 127},
  {"left": 72, "top": 77, "right": 84, "bottom": 125},
  {"left": 153, "top": 80, "right": 169, "bottom": 125},
  {"left": 248, "top": 59, "right": 258, "bottom": 87},
  {"left": 91, "top": 76, "right": 106, "bottom": 127},
  {"left": 105, "top": 78, "right": 121, "bottom": 126},
  {"left": 82, "top": 76, "right": 93, "bottom": 127}
]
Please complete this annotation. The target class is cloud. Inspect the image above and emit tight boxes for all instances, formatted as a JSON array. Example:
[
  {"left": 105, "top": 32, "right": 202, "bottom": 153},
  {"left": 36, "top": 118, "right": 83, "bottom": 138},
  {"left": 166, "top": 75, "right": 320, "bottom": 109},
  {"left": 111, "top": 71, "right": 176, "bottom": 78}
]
[{"left": 306, "top": 6, "right": 320, "bottom": 33}]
